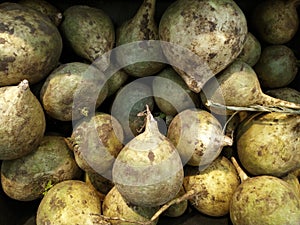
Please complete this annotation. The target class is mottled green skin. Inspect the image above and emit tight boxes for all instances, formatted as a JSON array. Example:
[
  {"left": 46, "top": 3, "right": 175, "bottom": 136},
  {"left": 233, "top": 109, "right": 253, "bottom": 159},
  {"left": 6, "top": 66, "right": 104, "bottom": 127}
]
[
  {"left": 230, "top": 176, "right": 300, "bottom": 225},
  {"left": 85, "top": 171, "right": 114, "bottom": 195},
  {"left": 159, "top": 0, "right": 247, "bottom": 92},
  {"left": 236, "top": 112, "right": 300, "bottom": 177},
  {"left": 183, "top": 157, "right": 240, "bottom": 217},
  {"left": 106, "top": 69, "right": 129, "bottom": 97},
  {"left": 113, "top": 113, "right": 184, "bottom": 207},
  {"left": 60, "top": 5, "right": 115, "bottom": 68},
  {"left": 266, "top": 87, "right": 300, "bottom": 104},
  {"left": 116, "top": 0, "right": 165, "bottom": 77},
  {"left": 102, "top": 186, "right": 159, "bottom": 225},
  {"left": 36, "top": 180, "right": 102, "bottom": 225},
  {"left": 71, "top": 112, "right": 124, "bottom": 176},
  {"left": 152, "top": 67, "right": 200, "bottom": 116},
  {"left": 0, "top": 2, "right": 62, "bottom": 86},
  {"left": 167, "top": 109, "right": 232, "bottom": 168},
  {"left": 1, "top": 135, "right": 81, "bottom": 201},
  {"left": 236, "top": 32, "right": 261, "bottom": 67},
  {"left": 40, "top": 62, "right": 108, "bottom": 121},
  {"left": 18, "top": 0, "right": 62, "bottom": 26},
  {"left": 254, "top": 45, "right": 298, "bottom": 88},
  {"left": 251, "top": 0, "right": 299, "bottom": 44},
  {"left": 0, "top": 80, "right": 46, "bottom": 160}
]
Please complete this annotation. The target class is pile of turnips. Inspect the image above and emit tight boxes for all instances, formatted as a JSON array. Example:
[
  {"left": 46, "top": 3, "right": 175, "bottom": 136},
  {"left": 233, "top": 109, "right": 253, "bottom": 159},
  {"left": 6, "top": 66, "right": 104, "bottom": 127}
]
[{"left": 0, "top": 0, "right": 299, "bottom": 225}]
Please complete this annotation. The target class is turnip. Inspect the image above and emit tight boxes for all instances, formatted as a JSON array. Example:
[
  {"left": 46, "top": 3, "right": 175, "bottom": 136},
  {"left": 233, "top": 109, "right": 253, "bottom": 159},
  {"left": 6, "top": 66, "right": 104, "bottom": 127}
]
[
  {"left": 36, "top": 180, "right": 103, "bottom": 225},
  {"left": 251, "top": 0, "right": 300, "bottom": 44},
  {"left": 236, "top": 32, "right": 261, "bottom": 67},
  {"left": 101, "top": 186, "right": 159, "bottom": 225},
  {"left": 115, "top": 0, "right": 165, "bottom": 77},
  {"left": 112, "top": 105, "right": 184, "bottom": 207},
  {"left": 230, "top": 157, "right": 300, "bottom": 225},
  {"left": 1, "top": 135, "right": 81, "bottom": 201},
  {"left": 167, "top": 108, "right": 232, "bottom": 169},
  {"left": 0, "top": 2, "right": 62, "bottom": 86},
  {"left": 236, "top": 112, "right": 300, "bottom": 177},
  {"left": 0, "top": 80, "right": 46, "bottom": 160},
  {"left": 159, "top": 0, "right": 248, "bottom": 93},
  {"left": 66, "top": 112, "right": 124, "bottom": 177},
  {"left": 201, "top": 60, "right": 300, "bottom": 114},
  {"left": 254, "top": 45, "right": 298, "bottom": 88},
  {"left": 60, "top": 5, "right": 115, "bottom": 69},
  {"left": 183, "top": 156, "right": 240, "bottom": 217}
]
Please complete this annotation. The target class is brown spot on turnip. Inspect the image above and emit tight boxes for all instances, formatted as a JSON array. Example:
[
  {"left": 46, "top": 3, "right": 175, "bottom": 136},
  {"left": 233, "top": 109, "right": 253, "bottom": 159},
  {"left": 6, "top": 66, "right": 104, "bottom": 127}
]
[{"left": 148, "top": 151, "right": 155, "bottom": 162}]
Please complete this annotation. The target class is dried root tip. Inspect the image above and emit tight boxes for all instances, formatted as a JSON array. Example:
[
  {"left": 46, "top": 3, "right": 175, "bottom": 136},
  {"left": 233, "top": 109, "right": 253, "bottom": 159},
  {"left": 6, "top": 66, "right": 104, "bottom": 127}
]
[
  {"left": 223, "top": 135, "right": 233, "bottom": 146},
  {"left": 18, "top": 79, "right": 29, "bottom": 91},
  {"left": 231, "top": 157, "right": 249, "bottom": 182}
]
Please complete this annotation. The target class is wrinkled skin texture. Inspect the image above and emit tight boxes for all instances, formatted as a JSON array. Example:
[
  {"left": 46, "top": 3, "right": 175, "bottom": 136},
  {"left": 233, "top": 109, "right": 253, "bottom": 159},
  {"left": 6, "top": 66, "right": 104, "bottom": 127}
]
[
  {"left": 230, "top": 176, "right": 300, "bottom": 225},
  {"left": 183, "top": 156, "right": 240, "bottom": 217},
  {"left": 102, "top": 186, "right": 158, "bottom": 225},
  {"left": 159, "top": 0, "right": 247, "bottom": 92},
  {"left": 1, "top": 136, "right": 81, "bottom": 201},
  {"left": 0, "top": 2, "right": 62, "bottom": 86},
  {"left": 0, "top": 80, "right": 46, "bottom": 160},
  {"left": 36, "top": 180, "right": 102, "bottom": 225},
  {"left": 236, "top": 112, "right": 300, "bottom": 177}
]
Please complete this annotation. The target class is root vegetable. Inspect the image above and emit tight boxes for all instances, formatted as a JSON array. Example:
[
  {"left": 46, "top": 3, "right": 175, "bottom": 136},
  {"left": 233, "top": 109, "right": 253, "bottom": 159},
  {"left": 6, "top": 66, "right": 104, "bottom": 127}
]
[
  {"left": 115, "top": 0, "right": 165, "bottom": 77},
  {"left": 201, "top": 60, "right": 300, "bottom": 114},
  {"left": 60, "top": 5, "right": 115, "bottom": 69},
  {"left": 159, "top": 0, "right": 247, "bottom": 93},
  {"left": 251, "top": 0, "right": 300, "bottom": 44},
  {"left": 40, "top": 62, "right": 108, "bottom": 121},
  {"left": 167, "top": 108, "right": 232, "bottom": 169},
  {"left": 254, "top": 45, "right": 298, "bottom": 88},
  {"left": 183, "top": 156, "right": 240, "bottom": 217},
  {"left": 236, "top": 112, "right": 300, "bottom": 177},
  {"left": 236, "top": 32, "right": 261, "bottom": 67},
  {"left": 112, "top": 106, "right": 184, "bottom": 207},
  {"left": 0, "top": 2, "right": 62, "bottom": 86},
  {"left": 1, "top": 135, "right": 81, "bottom": 201},
  {"left": 163, "top": 186, "right": 188, "bottom": 218},
  {"left": 102, "top": 186, "right": 159, "bottom": 225},
  {"left": 36, "top": 180, "right": 102, "bottom": 225},
  {"left": 230, "top": 157, "right": 300, "bottom": 225},
  {"left": 152, "top": 67, "right": 201, "bottom": 116},
  {"left": 18, "top": 0, "right": 62, "bottom": 26},
  {"left": 0, "top": 80, "right": 46, "bottom": 160},
  {"left": 66, "top": 112, "right": 124, "bottom": 176}
]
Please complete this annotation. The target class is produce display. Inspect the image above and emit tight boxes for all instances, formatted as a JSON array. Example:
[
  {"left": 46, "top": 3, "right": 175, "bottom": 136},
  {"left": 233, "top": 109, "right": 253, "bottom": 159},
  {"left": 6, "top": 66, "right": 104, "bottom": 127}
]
[{"left": 0, "top": 0, "right": 299, "bottom": 225}]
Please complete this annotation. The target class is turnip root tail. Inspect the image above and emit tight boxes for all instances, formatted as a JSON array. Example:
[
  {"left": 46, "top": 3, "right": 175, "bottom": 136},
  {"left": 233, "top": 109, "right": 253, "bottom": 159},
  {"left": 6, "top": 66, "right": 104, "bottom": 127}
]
[
  {"left": 231, "top": 157, "right": 249, "bottom": 183},
  {"left": 257, "top": 93, "right": 300, "bottom": 110}
]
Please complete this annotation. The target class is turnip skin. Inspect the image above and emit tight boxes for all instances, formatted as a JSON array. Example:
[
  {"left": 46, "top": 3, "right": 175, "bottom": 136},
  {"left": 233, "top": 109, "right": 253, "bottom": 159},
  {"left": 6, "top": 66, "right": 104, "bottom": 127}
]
[
  {"left": 1, "top": 135, "right": 81, "bottom": 201},
  {"left": 0, "top": 2, "right": 62, "bottom": 86},
  {"left": 201, "top": 60, "right": 300, "bottom": 115},
  {"left": 159, "top": 0, "right": 248, "bottom": 93},
  {"left": 112, "top": 106, "right": 184, "bottom": 207},
  {"left": 36, "top": 180, "right": 102, "bottom": 225},
  {"left": 251, "top": 0, "right": 300, "bottom": 44},
  {"left": 102, "top": 186, "right": 159, "bottom": 225},
  {"left": 167, "top": 109, "right": 232, "bottom": 169},
  {"left": 230, "top": 175, "right": 300, "bottom": 225},
  {"left": 0, "top": 80, "right": 46, "bottom": 160},
  {"left": 236, "top": 112, "right": 300, "bottom": 177},
  {"left": 254, "top": 45, "right": 298, "bottom": 89},
  {"left": 266, "top": 87, "right": 300, "bottom": 104},
  {"left": 183, "top": 156, "right": 240, "bottom": 217}
]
